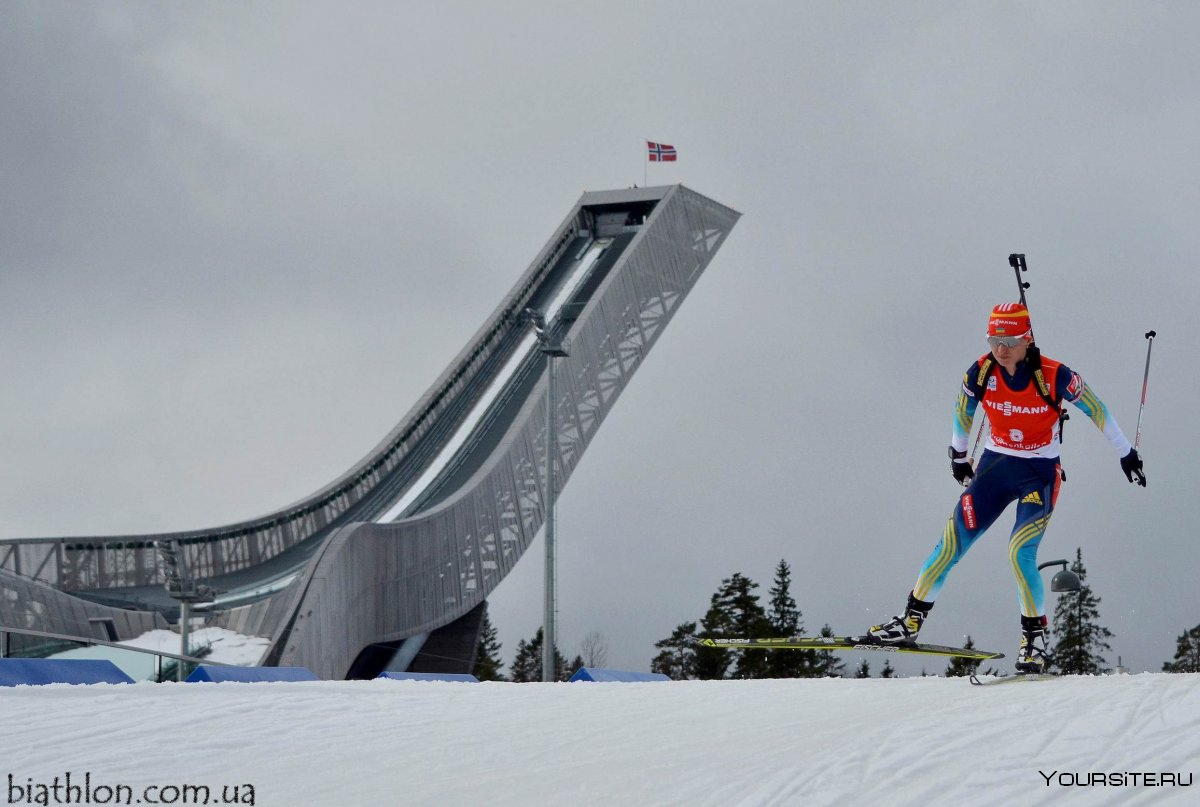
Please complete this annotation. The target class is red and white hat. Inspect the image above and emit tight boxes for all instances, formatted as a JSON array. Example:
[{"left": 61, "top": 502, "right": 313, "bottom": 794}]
[{"left": 987, "top": 303, "right": 1032, "bottom": 338}]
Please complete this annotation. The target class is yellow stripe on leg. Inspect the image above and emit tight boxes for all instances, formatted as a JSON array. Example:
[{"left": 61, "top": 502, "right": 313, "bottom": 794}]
[
  {"left": 914, "top": 518, "right": 957, "bottom": 602},
  {"left": 1009, "top": 516, "right": 1049, "bottom": 616}
]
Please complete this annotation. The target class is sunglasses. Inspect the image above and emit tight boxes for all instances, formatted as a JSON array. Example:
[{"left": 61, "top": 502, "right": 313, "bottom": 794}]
[{"left": 987, "top": 335, "right": 1027, "bottom": 349}]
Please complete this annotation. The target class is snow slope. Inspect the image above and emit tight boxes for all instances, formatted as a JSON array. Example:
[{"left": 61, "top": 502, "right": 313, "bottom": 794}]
[{"left": 2, "top": 674, "right": 1197, "bottom": 806}]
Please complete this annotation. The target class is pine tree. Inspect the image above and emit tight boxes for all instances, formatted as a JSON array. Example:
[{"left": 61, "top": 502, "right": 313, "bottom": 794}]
[
  {"left": 854, "top": 659, "right": 871, "bottom": 679},
  {"left": 1050, "top": 548, "right": 1113, "bottom": 675},
  {"left": 880, "top": 660, "right": 896, "bottom": 678},
  {"left": 693, "top": 609, "right": 731, "bottom": 681},
  {"left": 472, "top": 606, "right": 505, "bottom": 681},
  {"left": 765, "top": 559, "right": 818, "bottom": 678},
  {"left": 767, "top": 560, "right": 800, "bottom": 635},
  {"left": 509, "top": 636, "right": 539, "bottom": 683},
  {"left": 725, "top": 573, "right": 772, "bottom": 679},
  {"left": 651, "top": 621, "right": 698, "bottom": 680},
  {"left": 696, "top": 572, "right": 770, "bottom": 679},
  {"left": 945, "top": 636, "right": 981, "bottom": 677},
  {"left": 812, "top": 624, "right": 846, "bottom": 678},
  {"left": 1163, "top": 623, "right": 1200, "bottom": 673},
  {"left": 508, "top": 628, "right": 570, "bottom": 682}
]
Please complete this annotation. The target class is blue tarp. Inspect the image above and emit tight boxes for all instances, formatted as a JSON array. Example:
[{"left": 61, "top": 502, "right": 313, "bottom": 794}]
[
  {"left": 376, "top": 671, "right": 479, "bottom": 683},
  {"left": 0, "top": 659, "right": 134, "bottom": 686},
  {"left": 568, "top": 667, "right": 671, "bottom": 683},
  {"left": 185, "top": 665, "right": 319, "bottom": 683}
]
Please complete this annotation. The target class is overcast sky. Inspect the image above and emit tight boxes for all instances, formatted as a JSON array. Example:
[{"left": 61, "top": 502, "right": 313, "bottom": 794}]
[{"left": 3, "top": 2, "right": 1197, "bottom": 676}]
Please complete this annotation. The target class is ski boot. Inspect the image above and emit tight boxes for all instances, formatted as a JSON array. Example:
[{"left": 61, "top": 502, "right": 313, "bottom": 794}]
[
  {"left": 862, "top": 592, "right": 933, "bottom": 646},
  {"left": 1015, "top": 615, "right": 1049, "bottom": 674}
]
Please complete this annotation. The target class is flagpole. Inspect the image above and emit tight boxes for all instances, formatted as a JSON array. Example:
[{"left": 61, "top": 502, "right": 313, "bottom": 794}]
[{"left": 643, "top": 138, "right": 647, "bottom": 187}]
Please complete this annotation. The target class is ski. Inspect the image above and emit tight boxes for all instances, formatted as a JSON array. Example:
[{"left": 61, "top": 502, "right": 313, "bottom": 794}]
[
  {"left": 700, "top": 636, "right": 1004, "bottom": 661},
  {"left": 969, "top": 673, "right": 1058, "bottom": 686}
]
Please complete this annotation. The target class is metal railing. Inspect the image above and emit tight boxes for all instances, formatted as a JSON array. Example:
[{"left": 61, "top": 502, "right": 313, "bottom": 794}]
[{"left": 0, "top": 625, "right": 234, "bottom": 683}]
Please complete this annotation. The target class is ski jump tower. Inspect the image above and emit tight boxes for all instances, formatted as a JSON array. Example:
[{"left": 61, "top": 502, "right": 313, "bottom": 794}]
[{"left": 0, "top": 185, "right": 740, "bottom": 678}]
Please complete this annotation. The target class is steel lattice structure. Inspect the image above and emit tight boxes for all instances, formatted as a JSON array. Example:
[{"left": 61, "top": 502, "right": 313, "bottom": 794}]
[{"left": 0, "top": 185, "right": 739, "bottom": 677}]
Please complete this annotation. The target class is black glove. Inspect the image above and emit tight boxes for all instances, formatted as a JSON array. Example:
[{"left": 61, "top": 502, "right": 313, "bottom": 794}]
[
  {"left": 1121, "top": 448, "right": 1146, "bottom": 486},
  {"left": 949, "top": 446, "right": 974, "bottom": 487}
]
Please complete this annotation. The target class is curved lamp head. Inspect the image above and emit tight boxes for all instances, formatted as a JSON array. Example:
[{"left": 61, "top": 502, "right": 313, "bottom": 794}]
[
  {"left": 1038, "top": 559, "right": 1082, "bottom": 593},
  {"left": 1051, "top": 568, "right": 1082, "bottom": 593}
]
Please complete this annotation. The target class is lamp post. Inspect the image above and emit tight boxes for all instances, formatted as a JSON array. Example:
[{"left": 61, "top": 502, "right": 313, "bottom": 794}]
[
  {"left": 157, "top": 540, "right": 217, "bottom": 681},
  {"left": 527, "top": 309, "right": 568, "bottom": 682},
  {"left": 1037, "top": 558, "right": 1081, "bottom": 673},
  {"left": 1038, "top": 559, "right": 1081, "bottom": 593}
]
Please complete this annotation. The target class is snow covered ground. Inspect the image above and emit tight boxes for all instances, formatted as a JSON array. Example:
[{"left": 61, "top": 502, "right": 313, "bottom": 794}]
[
  {"left": 2, "top": 673, "right": 1197, "bottom": 806},
  {"left": 50, "top": 628, "right": 271, "bottom": 681}
]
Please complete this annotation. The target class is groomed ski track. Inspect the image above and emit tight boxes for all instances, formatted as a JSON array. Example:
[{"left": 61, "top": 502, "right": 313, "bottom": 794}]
[{"left": 3, "top": 673, "right": 1196, "bottom": 806}]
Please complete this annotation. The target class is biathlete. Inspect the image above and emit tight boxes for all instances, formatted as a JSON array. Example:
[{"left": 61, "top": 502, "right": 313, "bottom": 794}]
[{"left": 862, "top": 303, "right": 1145, "bottom": 672}]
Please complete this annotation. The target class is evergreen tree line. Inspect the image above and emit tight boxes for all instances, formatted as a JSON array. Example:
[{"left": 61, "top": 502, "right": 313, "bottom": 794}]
[
  {"left": 646, "top": 551, "right": 1200, "bottom": 679},
  {"left": 472, "top": 609, "right": 611, "bottom": 682},
  {"left": 472, "top": 549, "right": 1200, "bottom": 680},
  {"left": 649, "top": 560, "right": 873, "bottom": 679}
]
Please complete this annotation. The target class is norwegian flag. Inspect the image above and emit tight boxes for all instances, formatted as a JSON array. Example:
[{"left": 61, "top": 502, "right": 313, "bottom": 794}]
[{"left": 647, "top": 141, "right": 677, "bottom": 162}]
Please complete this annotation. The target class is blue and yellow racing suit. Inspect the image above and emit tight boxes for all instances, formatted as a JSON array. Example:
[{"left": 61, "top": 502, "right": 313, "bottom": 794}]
[{"left": 912, "top": 353, "right": 1133, "bottom": 618}]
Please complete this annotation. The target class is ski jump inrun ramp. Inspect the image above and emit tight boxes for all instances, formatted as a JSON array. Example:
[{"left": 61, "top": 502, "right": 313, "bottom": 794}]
[{"left": 0, "top": 185, "right": 740, "bottom": 679}]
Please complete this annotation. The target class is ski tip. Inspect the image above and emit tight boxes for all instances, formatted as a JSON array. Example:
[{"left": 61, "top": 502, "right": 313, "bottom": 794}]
[{"left": 971, "top": 672, "right": 1059, "bottom": 686}]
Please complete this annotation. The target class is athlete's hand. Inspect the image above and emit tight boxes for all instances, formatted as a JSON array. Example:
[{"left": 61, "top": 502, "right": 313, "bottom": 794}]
[
  {"left": 1121, "top": 448, "right": 1146, "bottom": 486},
  {"left": 949, "top": 447, "right": 974, "bottom": 487}
]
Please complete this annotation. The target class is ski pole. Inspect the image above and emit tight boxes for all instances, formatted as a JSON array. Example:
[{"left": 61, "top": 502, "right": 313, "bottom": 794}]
[
  {"left": 968, "top": 412, "right": 987, "bottom": 464},
  {"left": 1134, "top": 330, "right": 1156, "bottom": 451}
]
